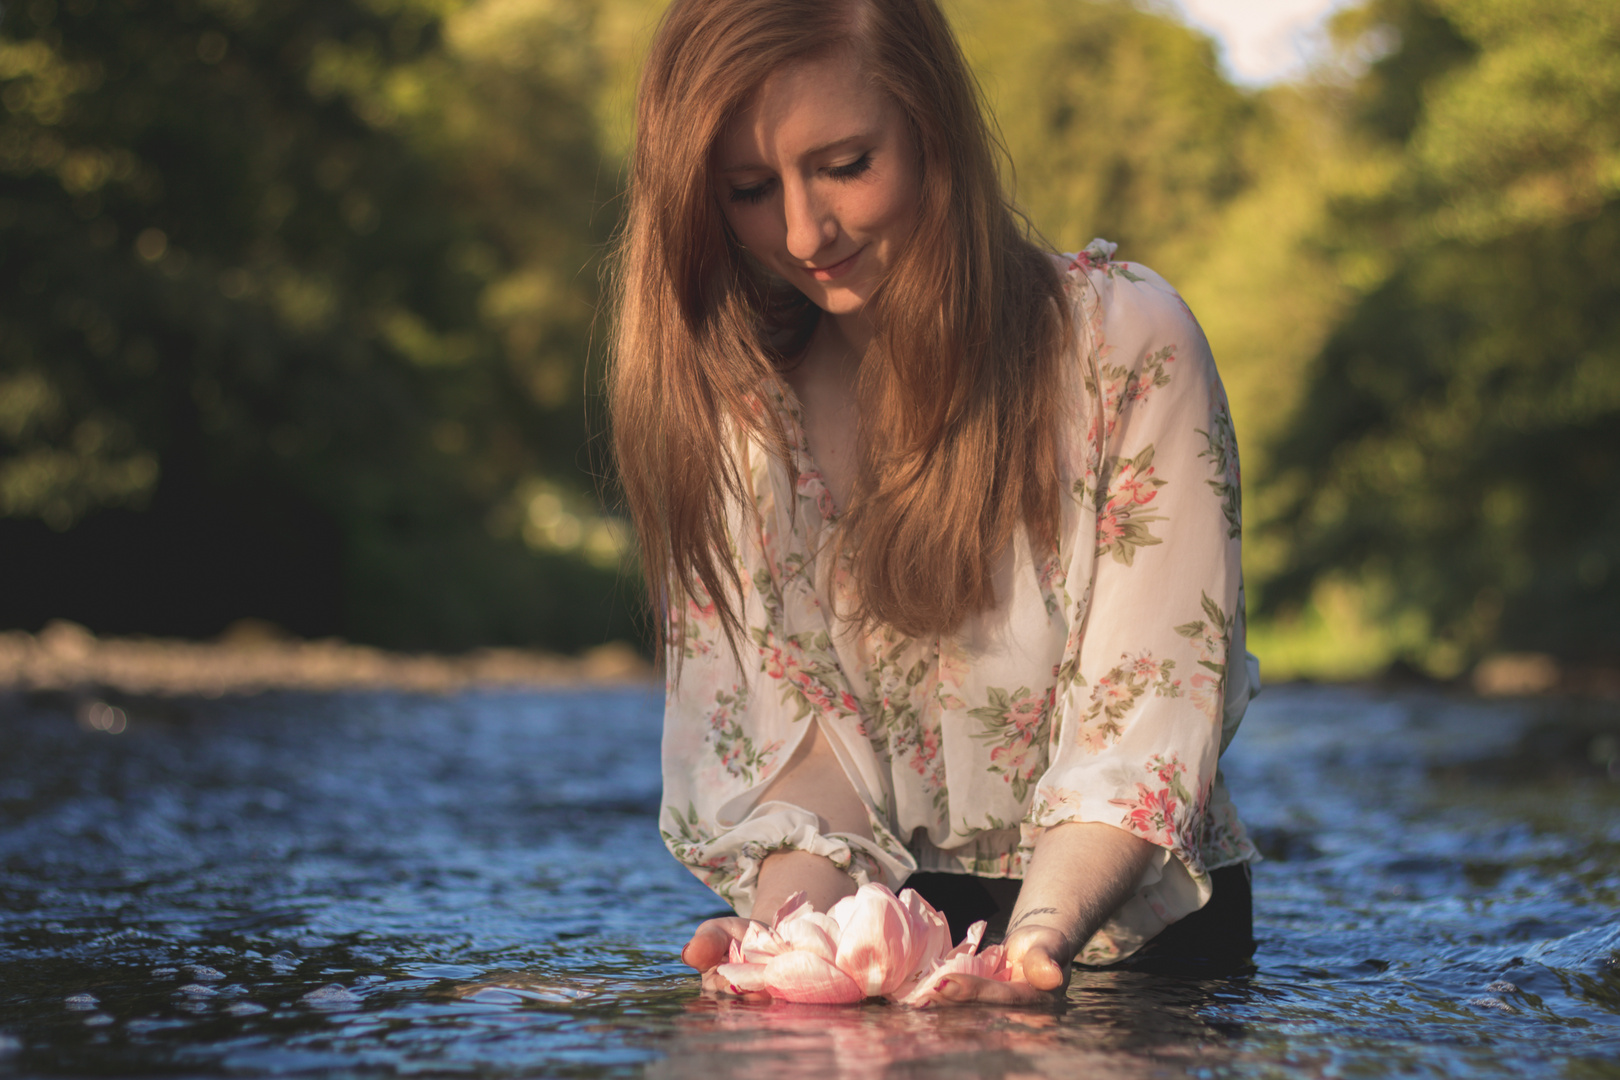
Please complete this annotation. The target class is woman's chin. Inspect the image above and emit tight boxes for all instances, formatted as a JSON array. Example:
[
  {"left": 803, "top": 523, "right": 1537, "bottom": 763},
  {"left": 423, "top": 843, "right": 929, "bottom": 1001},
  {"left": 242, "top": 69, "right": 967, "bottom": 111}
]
[{"left": 805, "top": 286, "right": 874, "bottom": 320}]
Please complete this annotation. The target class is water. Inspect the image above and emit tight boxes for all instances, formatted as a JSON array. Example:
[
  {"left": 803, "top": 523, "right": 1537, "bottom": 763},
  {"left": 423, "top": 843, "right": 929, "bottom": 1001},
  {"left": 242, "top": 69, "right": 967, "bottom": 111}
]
[{"left": 1, "top": 683, "right": 1616, "bottom": 1078}]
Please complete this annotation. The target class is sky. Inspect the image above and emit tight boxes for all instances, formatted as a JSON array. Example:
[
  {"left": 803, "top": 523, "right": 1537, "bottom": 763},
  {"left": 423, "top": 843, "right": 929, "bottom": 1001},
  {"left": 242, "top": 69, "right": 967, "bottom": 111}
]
[{"left": 1165, "top": 0, "right": 1357, "bottom": 85}]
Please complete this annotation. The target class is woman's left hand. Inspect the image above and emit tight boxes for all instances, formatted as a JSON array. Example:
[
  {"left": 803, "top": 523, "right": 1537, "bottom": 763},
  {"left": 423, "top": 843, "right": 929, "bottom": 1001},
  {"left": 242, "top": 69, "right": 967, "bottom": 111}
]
[{"left": 912, "top": 923, "right": 1072, "bottom": 1006}]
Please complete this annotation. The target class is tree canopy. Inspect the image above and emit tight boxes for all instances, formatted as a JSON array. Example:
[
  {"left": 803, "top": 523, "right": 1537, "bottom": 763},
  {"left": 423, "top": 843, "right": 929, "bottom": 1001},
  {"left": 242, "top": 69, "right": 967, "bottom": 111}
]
[{"left": 3, "top": 0, "right": 1615, "bottom": 672}]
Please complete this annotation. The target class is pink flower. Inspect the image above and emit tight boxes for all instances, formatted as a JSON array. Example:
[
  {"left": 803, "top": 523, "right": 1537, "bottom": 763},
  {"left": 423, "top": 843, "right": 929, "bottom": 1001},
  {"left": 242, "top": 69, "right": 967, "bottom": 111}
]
[
  {"left": 893, "top": 921, "right": 1012, "bottom": 1006},
  {"left": 710, "top": 884, "right": 1007, "bottom": 1005},
  {"left": 1121, "top": 784, "right": 1178, "bottom": 841},
  {"left": 817, "top": 488, "right": 836, "bottom": 519},
  {"left": 1092, "top": 677, "right": 1132, "bottom": 707},
  {"left": 990, "top": 743, "right": 1033, "bottom": 780},
  {"left": 1008, "top": 692, "right": 1046, "bottom": 737},
  {"left": 1112, "top": 463, "right": 1157, "bottom": 506}
]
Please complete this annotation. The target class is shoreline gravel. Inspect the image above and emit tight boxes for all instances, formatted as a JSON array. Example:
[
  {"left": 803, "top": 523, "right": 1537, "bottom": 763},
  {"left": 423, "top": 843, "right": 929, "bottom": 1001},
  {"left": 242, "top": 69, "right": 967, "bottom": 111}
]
[{"left": 0, "top": 620, "right": 653, "bottom": 697}]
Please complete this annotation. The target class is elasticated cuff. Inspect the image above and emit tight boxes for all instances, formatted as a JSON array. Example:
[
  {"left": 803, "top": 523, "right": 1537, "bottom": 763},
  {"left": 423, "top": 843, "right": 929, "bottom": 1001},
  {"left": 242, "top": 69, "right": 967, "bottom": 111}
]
[{"left": 689, "top": 800, "right": 917, "bottom": 919}]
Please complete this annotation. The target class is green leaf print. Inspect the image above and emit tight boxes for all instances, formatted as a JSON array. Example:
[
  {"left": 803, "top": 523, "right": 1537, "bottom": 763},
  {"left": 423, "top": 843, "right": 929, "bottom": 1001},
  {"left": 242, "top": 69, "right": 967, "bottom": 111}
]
[
  {"left": 1196, "top": 404, "right": 1242, "bottom": 539},
  {"left": 1075, "top": 652, "right": 1181, "bottom": 751},
  {"left": 968, "top": 685, "right": 1053, "bottom": 803},
  {"left": 705, "top": 686, "right": 782, "bottom": 785},
  {"left": 860, "top": 640, "right": 948, "bottom": 814},
  {"left": 1078, "top": 444, "right": 1169, "bottom": 566},
  {"left": 1174, "top": 592, "right": 1231, "bottom": 721},
  {"left": 661, "top": 802, "right": 742, "bottom": 905}
]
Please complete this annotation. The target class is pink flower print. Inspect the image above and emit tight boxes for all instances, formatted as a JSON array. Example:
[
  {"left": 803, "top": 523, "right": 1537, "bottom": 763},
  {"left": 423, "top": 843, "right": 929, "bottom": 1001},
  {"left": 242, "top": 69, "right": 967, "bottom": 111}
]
[
  {"left": 1096, "top": 511, "right": 1125, "bottom": 546},
  {"left": 841, "top": 691, "right": 860, "bottom": 715},
  {"left": 1190, "top": 671, "right": 1221, "bottom": 720},
  {"left": 1121, "top": 784, "right": 1178, "bottom": 843},
  {"left": 1008, "top": 692, "right": 1047, "bottom": 739},
  {"left": 1037, "top": 552, "right": 1062, "bottom": 591},
  {"left": 990, "top": 742, "right": 1033, "bottom": 779},
  {"left": 1092, "top": 676, "right": 1133, "bottom": 709},
  {"left": 1112, "top": 462, "right": 1158, "bottom": 507},
  {"left": 909, "top": 728, "right": 942, "bottom": 778},
  {"left": 1129, "top": 653, "right": 1162, "bottom": 680},
  {"left": 796, "top": 470, "right": 837, "bottom": 520},
  {"left": 764, "top": 649, "right": 786, "bottom": 680}
]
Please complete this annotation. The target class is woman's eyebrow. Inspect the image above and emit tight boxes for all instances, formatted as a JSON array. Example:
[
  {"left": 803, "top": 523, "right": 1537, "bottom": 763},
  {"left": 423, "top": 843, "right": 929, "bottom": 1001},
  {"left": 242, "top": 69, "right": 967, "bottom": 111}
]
[{"left": 714, "top": 133, "right": 878, "bottom": 175}]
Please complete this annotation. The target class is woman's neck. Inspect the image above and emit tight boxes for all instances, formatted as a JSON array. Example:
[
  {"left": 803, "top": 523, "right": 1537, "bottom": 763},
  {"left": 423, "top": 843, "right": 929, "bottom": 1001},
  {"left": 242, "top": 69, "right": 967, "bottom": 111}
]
[{"left": 824, "top": 307, "right": 874, "bottom": 363}]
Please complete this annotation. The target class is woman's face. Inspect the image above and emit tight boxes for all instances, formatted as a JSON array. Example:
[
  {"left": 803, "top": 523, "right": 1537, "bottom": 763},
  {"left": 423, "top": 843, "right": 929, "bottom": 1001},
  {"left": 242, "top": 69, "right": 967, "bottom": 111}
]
[{"left": 712, "top": 50, "right": 920, "bottom": 321}]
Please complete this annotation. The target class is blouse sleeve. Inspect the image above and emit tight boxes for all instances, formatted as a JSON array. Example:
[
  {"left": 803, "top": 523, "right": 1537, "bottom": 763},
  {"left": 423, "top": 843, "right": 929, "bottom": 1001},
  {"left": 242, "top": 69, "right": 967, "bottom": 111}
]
[
  {"left": 1029, "top": 249, "right": 1256, "bottom": 960},
  {"left": 658, "top": 440, "right": 915, "bottom": 920}
]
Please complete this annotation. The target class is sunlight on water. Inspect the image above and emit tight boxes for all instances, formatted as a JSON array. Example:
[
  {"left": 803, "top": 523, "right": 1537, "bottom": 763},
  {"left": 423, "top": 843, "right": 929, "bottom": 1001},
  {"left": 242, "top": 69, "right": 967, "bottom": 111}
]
[{"left": 1, "top": 684, "right": 1616, "bottom": 1078}]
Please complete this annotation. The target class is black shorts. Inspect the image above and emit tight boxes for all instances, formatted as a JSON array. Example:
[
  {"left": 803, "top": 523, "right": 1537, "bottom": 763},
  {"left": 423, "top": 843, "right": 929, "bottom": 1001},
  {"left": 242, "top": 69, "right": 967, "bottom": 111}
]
[{"left": 903, "top": 862, "right": 1255, "bottom": 971}]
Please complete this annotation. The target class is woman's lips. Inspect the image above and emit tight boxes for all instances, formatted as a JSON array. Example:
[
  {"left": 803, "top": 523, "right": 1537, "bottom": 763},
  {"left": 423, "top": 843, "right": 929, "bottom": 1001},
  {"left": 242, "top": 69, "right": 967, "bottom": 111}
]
[{"left": 804, "top": 247, "right": 863, "bottom": 282}]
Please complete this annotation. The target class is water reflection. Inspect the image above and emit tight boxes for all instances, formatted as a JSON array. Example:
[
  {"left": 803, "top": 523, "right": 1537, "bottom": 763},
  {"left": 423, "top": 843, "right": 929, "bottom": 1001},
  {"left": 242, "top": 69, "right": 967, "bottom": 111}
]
[{"left": 640, "top": 970, "right": 1257, "bottom": 1080}]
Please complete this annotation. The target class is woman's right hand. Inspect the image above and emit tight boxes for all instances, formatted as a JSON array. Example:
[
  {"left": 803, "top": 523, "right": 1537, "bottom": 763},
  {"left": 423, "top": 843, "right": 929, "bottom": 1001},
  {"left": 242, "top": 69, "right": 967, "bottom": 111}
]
[
  {"left": 683, "top": 916, "right": 773, "bottom": 998},
  {"left": 681, "top": 915, "right": 753, "bottom": 973}
]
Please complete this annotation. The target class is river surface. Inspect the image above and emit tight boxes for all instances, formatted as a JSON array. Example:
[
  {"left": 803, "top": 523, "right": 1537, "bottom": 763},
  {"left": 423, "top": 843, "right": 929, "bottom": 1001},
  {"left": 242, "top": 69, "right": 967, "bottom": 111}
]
[{"left": 1, "top": 683, "right": 1617, "bottom": 1078}]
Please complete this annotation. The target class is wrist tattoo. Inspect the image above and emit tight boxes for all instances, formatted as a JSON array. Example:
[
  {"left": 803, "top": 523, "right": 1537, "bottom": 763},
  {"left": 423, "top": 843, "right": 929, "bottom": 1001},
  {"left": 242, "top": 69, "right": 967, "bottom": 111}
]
[{"left": 1008, "top": 906, "right": 1060, "bottom": 931}]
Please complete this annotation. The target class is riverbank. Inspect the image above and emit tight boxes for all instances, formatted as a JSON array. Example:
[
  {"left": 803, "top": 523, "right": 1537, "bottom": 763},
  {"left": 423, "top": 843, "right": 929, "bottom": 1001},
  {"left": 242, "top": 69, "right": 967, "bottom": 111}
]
[{"left": 0, "top": 620, "right": 652, "bottom": 696}]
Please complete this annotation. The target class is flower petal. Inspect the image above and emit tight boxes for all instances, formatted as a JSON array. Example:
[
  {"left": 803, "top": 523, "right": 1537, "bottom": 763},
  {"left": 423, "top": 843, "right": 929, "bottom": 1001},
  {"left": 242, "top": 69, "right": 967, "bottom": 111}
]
[
  {"left": 715, "top": 962, "right": 768, "bottom": 995},
  {"left": 899, "top": 887, "right": 951, "bottom": 973},
  {"left": 769, "top": 890, "right": 810, "bottom": 926},
  {"left": 763, "top": 950, "right": 866, "bottom": 1004},
  {"left": 952, "top": 919, "right": 986, "bottom": 958},
  {"left": 740, "top": 921, "right": 788, "bottom": 964},
  {"left": 777, "top": 916, "right": 838, "bottom": 964},
  {"left": 832, "top": 883, "right": 914, "bottom": 998},
  {"left": 890, "top": 941, "right": 1015, "bottom": 1005},
  {"left": 826, "top": 893, "right": 859, "bottom": 934}
]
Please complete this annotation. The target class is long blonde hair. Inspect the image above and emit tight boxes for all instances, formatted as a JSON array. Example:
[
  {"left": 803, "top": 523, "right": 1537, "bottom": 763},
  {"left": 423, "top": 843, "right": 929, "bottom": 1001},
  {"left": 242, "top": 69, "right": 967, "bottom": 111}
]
[{"left": 609, "top": 0, "right": 1070, "bottom": 656}]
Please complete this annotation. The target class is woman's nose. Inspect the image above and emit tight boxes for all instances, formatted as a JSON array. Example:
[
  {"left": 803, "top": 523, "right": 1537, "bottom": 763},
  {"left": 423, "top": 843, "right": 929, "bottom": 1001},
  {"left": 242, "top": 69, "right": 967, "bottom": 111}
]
[{"left": 783, "top": 180, "right": 833, "bottom": 262}]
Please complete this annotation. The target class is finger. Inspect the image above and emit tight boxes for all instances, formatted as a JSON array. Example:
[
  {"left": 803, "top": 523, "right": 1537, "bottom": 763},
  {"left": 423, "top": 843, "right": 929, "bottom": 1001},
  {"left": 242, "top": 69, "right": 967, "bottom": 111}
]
[
  {"left": 701, "top": 967, "right": 772, "bottom": 1002},
  {"left": 1015, "top": 945, "right": 1069, "bottom": 992},
  {"left": 681, "top": 918, "right": 753, "bottom": 971},
  {"left": 920, "top": 973, "right": 1061, "bottom": 1007}
]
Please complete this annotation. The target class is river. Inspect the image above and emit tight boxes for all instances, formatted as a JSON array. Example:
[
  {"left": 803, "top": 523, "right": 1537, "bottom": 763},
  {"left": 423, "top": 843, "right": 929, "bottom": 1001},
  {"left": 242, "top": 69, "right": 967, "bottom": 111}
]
[{"left": 1, "top": 683, "right": 1616, "bottom": 1077}]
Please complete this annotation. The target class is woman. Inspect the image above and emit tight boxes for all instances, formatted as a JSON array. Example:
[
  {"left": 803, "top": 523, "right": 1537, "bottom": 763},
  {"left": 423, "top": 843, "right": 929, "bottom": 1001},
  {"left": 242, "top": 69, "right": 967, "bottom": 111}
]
[{"left": 610, "top": 0, "right": 1259, "bottom": 1005}]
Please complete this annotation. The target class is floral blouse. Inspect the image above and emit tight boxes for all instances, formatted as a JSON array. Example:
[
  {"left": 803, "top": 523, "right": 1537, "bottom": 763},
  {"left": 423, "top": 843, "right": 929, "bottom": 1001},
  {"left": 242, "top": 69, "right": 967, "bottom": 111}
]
[{"left": 659, "top": 240, "right": 1259, "bottom": 964}]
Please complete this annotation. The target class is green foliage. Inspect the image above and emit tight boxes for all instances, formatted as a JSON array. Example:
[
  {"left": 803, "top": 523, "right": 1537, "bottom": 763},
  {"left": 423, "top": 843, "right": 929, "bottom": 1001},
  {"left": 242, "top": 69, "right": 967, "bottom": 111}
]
[
  {"left": 1260, "top": 0, "right": 1620, "bottom": 667},
  {"left": 0, "top": 0, "right": 635, "bottom": 649},
  {"left": 4, "top": 0, "right": 1614, "bottom": 670},
  {"left": 953, "top": 0, "right": 1253, "bottom": 270}
]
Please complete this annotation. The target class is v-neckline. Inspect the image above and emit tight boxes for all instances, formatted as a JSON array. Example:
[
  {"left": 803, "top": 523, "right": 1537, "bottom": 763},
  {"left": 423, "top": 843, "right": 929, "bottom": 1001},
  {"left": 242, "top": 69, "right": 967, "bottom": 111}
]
[{"left": 771, "top": 376, "right": 843, "bottom": 524}]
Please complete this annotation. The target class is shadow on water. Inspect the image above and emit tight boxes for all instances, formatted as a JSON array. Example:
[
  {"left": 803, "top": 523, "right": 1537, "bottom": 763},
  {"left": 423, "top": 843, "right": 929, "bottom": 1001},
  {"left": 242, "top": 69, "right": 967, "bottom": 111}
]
[{"left": 0, "top": 683, "right": 1616, "bottom": 1078}]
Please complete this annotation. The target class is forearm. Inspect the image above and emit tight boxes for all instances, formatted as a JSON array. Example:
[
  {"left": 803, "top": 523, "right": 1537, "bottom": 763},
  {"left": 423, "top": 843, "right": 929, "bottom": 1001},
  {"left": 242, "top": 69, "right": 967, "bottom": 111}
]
[
  {"left": 1006, "top": 821, "right": 1157, "bottom": 957},
  {"left": 750, "top": 721, "right": 871, "bottom": 918}
]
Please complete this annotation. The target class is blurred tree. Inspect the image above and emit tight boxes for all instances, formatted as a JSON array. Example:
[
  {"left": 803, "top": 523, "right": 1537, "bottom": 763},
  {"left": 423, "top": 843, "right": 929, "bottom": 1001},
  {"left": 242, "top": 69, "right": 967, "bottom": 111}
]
[
  {"left": 1260, "top": 0, "right": 1620, "bottom": 668},
  {"left": 0, "top": 0, "right": 639, "bottom": 650},
  {"left": 953, "top": 0, "right": 1254, "bottom": 272}
]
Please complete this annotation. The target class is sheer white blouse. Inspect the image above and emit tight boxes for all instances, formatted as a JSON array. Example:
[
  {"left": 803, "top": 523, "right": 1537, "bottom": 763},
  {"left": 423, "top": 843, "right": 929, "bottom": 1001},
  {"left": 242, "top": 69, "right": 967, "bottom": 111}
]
[{"left": 659, "top": 240, "right": 1259, "bottom": 964}]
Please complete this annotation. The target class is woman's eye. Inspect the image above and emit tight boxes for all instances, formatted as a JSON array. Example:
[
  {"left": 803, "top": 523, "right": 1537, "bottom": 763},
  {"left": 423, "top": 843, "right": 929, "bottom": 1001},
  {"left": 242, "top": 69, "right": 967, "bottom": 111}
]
[
  {"left": 827, "top": 153, "right": 873, "bottom": 181},
  {"left": 728, "top": 182, "right": 772, "bottom": 205}
]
